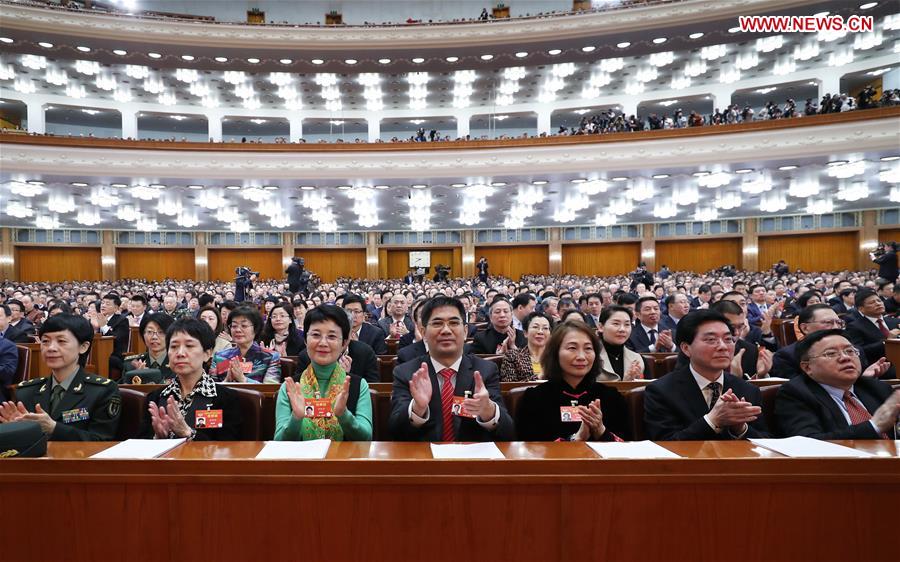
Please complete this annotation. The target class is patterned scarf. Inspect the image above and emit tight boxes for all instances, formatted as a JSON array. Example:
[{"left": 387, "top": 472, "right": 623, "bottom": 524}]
[
  {"left": 160, "top": 372, "right": 218, "bottom": 420},
  {"left": 298, "top": 363, "right": 346, "bottom": 441}
]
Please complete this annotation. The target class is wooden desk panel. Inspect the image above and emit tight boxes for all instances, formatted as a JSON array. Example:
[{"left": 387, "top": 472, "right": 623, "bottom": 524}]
[{"left": 1, "top": 441, "right": 897, "bottom": 562}]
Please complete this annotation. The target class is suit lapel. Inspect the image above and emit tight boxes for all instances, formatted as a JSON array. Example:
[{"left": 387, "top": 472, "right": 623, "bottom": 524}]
[
  {"left": 803, "top": 377, "right": 849, "bottom": 429},
  {"left": 425, "top": 360, "right": 444, "bottom": 439},
  {"left": 675, "top": 367, "right": 712, "bottom": 417}
]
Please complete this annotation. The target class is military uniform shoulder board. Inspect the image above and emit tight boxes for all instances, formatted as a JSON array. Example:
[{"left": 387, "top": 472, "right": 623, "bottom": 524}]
[
  {"left": 85, "top": 376, "right": 113, "bottom": 385},
  {"left": 124, "top": 353, "right": 144, "bottom": 361},
  {"left": 18, "top": 377, "right": 46, "bottom": 388}
]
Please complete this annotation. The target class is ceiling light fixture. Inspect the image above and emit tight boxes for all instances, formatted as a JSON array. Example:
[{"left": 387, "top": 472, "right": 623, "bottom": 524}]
[
  {"left": 311, "top": 59, "right": 324, "bottom": 65},
  {"left": 148, "top": 52, "right": 161, "bottom": 59},
  {"left": 480, "top": 54, "right": 494, "bottom": 60},
  {"left": 616, "top": 42, "right": 631, "bottom": 48},
  {"left": 652, "top": 37, "right": 667, "bottom": 44},
  {"left": 38, "top": 41, "right": 53, "bottom": 48},
  {"left": 0, "top": 37, "right": 13, "bottom": 44},
  {"left": 514, "top": 52, "right": 528, "bottom": 58},
  {"left": 344, "top": 58, "right": 358, "bottom": 64},
  {"left": 181, "top": 54, "right": 194, "bottom": 61},
  {"left": 215, "top": 56, "right": 228, "bottom": 62},
  {"left": 689, "top": 32, "right": 704, "bottom": 39},
  {"left": 548, "top": 49, "right": 562, "bottom": 55},
  {"left": 582, "top": 46, "right": 595, "bottom": 52},
  {"left": 280, "top": 58, "right": 293, "bottom": 64},
  {"left": 412, "top": 57, "right": 425, "bottom": 63}
]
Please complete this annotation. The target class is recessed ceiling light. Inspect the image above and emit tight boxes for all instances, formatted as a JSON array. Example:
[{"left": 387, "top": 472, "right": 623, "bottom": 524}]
[
  {"left": 412, "top": 57, "right": 425, "bottom": 63},
  {"left": 450, "top": 183, "right": 467, "bottom": 188},
  {"left": 547, "top": 49, "right": 562, "bottom": 55},
  {"left": 337, "top": 185, "right": 352, "bottom": 190},
  {"left": 374, "top": 185, "right": 390, "bottom": 189},
  {"left": 187, "top": 184, "right": 204, "bottom": 190},
  {"left": 311, "top": 59, "right": 324, "bottom": 65},
  {"left": 263, "top": 185, "right": 279, "bottom": 190},
  {"left": 247, "top": 58, "right": 260, "bottom": 63},
  {"left": 611, "top": 176, "right": 628, "bottom": 181},
  {"left": 735, "top": 168, "right": 754, "bottom": 174},
  {"left": 148, "top": 52, "right": 162, "bottom": 59},
  {"left": 76, "top": 46, "right": 91, "bottom": 52},
  {"left": 480, "top": 54, "right": 494, "bottom": 60},
  {"left": 0, "top": 37, "right": 13, "bottom": 44},
  {"left": 378, "top": 58, "right": 391, "bottom": 64},
  {"left": 728, "top": 26, "right": 741, "bottom": 33},
  {"left": 70, "top": 182, "right": 88, "bottom": 187},
  {"left": 149, "top": 184, "right": 166, "bottom": 189},
  {"left": 113, "top": 49, "right": 127, "bottom": 55},
  {"left": 693, "top": 171, "right": 710, "bottom": 177},
  {"left": 689, "top": 32, "right": 704, "bottom": 39},
  {"left": 531, "top": 180, "right": 548, "bottom": 185},
  {"left": 652, "top": 37, "right": 667, "bottom": 44},
  {"left": 490, "top": 181, "right": 506, "bottom": 186},
  {"left": 880, "top": 156, "right": 900, "bottom": 161},
  {"left": 215, "top": 56, "right": 228, "bottom": 62},
  {"left": 299, "top": 185, "right": 316, "bottom": 190},
  {"left": 571, "top": 178, "right": 587, "bottom": 184},
  {"left": 111, "top": 183, "right": 127, "bottom": 188},
  {"left": 652, "top": 174, "right": 670, "bottom": 179},
  {"left": 26, "top": 180, "right": 44, "bottom": 186},
  {"left": 515, "top": 51, "right": 528, "bottom": 58},
  {"left": 827, "top": 160, "right": 849, "bottom": 166},
  {"left": 280, "top": 58, "right": 293, "bottom": 64},
  {"left": 616, "top": 42, "right": 631, "bottom": 48},
  {"left": 38, "top": 41, "right": 54, "bottom": 48},
  {"left": 813, "top": 11, "right": 830, "bottom": 17},
  {"left": 582, "top": 46, "right": 596, "bottom": 52},
  {"left": 411, "top": 184, "right": 427, "bottom": 189},
  {"left": 181, "top": 54, "right": 194, "bottom": 61},
  {"left": 344, "top": 58, "right": 358, "bottom": 64},
  {"left": 445, "top": 56, "right": 459, "bottom": 62},
  {"left": 859, "top": 2, "right": 877, "bottom": 9},
  {"left": 778, "top": 165, "right": 798, "bottom": 171},
  {"left": 226, "top": 185, "right": 242, "bottom": 190}
]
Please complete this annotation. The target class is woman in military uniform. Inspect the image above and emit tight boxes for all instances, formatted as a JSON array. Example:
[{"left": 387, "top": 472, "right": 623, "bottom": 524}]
[
  {"left": 0, "top": 314, "right": 121, "bottom": 441},
  {"left": 122, "top": 313, "right": 174, "bottom": 384},
  {"left": 140, "top": 317, "right": 242, "bottom": 441}
]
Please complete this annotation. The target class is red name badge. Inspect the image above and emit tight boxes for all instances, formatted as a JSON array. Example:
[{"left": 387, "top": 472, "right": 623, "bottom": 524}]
[
  {"left": 238, "top": 360, "right": 253, "bottom": 373},
  {"left": 305, "top": 398, "right": 333, "bottom": 419},
  {"left": 560, "top": 406, "right": 583, "bottom": 423},
  {"left": 451, "top": 396, "right": 476, "bottom": 418},
  {"left": 195, "top": 409, "right": 223, "bottom": 429}
]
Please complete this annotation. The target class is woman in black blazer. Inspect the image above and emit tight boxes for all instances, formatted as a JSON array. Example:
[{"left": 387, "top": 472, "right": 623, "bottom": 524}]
[
  {"left": 141, "top": 318, "right": 242, "bottom": 441},
  {"left": 516, "top": 321, "right": 628, "bottom": 442}
]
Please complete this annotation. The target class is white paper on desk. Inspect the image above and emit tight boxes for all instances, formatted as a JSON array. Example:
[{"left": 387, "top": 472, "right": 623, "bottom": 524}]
[
  {"left": 90, "top": 438, "right": 186, "bottom": 459},
  {"left": 749, "top": 436, "right": 873, "bottom": 458},
  {"left": 255, "top": 439, "right": 331, "bottom": 460},
  {"left": 586, "top": 440, "right": 681, "bottom": 459},
  {"left": 430, "top": 442, "right": 505, "bottom": 459}
]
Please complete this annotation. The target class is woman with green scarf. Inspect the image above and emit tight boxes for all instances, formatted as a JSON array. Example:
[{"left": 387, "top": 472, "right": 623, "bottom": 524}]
[{"left": 274, "top": 304, "right": 372, "bottom": 441}]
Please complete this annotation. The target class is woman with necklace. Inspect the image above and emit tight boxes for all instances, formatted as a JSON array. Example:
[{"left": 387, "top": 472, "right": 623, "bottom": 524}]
[
  {"left": 515, "top": 321, "right": 628, "bottom": 442},
  {"left": 597, "top": 305, "right": 646, "bottom": 381},
  {"left": 500, "top": 312, "right": 553, "bottom": 382}
]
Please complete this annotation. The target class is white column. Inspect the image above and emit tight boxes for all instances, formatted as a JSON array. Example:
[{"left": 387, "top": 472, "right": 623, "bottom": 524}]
[
  {"left": 536, "top": 109, "right": 551, "bottom": 136},
  {"left": 619, "top": 100, "right": 638, "bottom": 118},
  {"left": 26, "top": 101, "right": 45, "bottom": 134},
  {"left": 366, "top": 116, "right": 381, "bottom": 142},
  {"left": 207, "top": 113, "right": 222, "bottom": 142},
  {"left": 289, "top": 117, "right": 302, "bottom": 143},
  {"left": 121, "top": 108, "right": 137, "bottom": 139},
  {"left": 708, "top": 87, "right": 733, "bottom": 111},
  {"left": 883, "top": 68, "right": 900, "bottom": 91},
  {"left": 818, "top": 74, "right": 841, "bottom": 99},
  {"left": 456, "top": 113, "right": 470, "bottom": 139}
]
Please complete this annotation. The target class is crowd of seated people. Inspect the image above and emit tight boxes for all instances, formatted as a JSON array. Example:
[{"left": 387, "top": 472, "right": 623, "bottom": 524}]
[
  {"left": 1, "top": 248, "right": 898, "bottom": 443},
  {"left": 3, "top": 89, "right": 893, "bottom": 145}
]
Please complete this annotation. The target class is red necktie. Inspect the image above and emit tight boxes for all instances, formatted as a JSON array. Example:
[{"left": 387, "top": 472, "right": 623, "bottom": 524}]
[
  {"left": 876, "top": 318, "right": 891, "bottom": 339},
  {"left": 439, "top": 368, "right": 456, "bottom": 442},
  {"left": 843, "top": 390, "right": 889, "bottom": 439}
]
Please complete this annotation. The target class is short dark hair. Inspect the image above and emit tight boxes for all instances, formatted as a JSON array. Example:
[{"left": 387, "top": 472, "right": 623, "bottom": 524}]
[
  {"left": 636, "top": 296, "right": 659, "bottom": 311},
  {"left": 855, "top": 288, "right": 879, "bottom": 308},
  {"left": 561, "top": 309, "right": 587, "bottom": 324},
  {"left": 586, "top": 292, "right": 602, "bottom": 303},
  {"left": 797, "top": 291, "right": 822, "bottom": 309},
  {"left": 6, "top": 299, "right": 23, "bottom": 312},
  {"left": 220, "top": 300, "right": 238, "bottom": 312},
  {"left": 710, "top": 300, "right": 743, "bottom": 316},
  {"left": 166, "top": 317, "right": 216, "bottom": 352},
  {"left": 420, "top": 296, "right": 466, "bottom": 326},
  {"left": 749, "top": 284, "right": 765, "bottom": 293},
  {"left": 38, "top": 314, "right": 94, "bottom": 366},
  {"left": 139, "top": 312, "right": 175, "bottom": 340},
  {"left": 599, "top": 305, "right": 632, "bottom": 324},
  {"left": 795, "top": 328, "right": 846, "bottom": 363},
  {"left": 131, "top": 294, "right": 147, "bottom": 305},
  {"left": 196, "top": 306, "right": 222, "bottom": 333},
  {"left": 303, "top": 304, "right": 350, "bottom": 341},
  {"left": 47, "top": 301, "right": 72, "bottom": 315},
  {"left": 341, "top": 293, "right": 367, "bottom": 310},
  {"left": 798, "top": 303, "right": 832, "bottom": 326},
  {"left": 0, "top": 304, "right": 10, "bottom": 317},
  {"left": 522, "top": 311, "right": 553, "bottom": 331},
  {"left": 103, "top": 293, "right": 122, "bottom": 307},
  {"left": 511, "top": 293, "right": 535, "bottom": 310},
  {"left": 877, "top": 279, "right": 894, "bottom": 291},
  {"left": 198, "top": 293, "right": 215, "bottom": 308},
  {"left": 541, "top": 320, "right": 602, "bottom": 382},
  {"left": 616, "top": 293, "right": 638, "bottom": 306},
  {"left": 674, "top": 310, "right": 731, "bottom": 347},
  {"left": 227, "top": 305, "right": 263, "bottom": 338},
  {"left": 698, "top": 284, "right": 711, "bottom": 294}
]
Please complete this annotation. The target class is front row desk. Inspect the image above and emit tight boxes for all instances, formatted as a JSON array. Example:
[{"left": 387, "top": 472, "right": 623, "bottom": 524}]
[{"left": 1, "top": 439, "right": 897, "bottom": 561}]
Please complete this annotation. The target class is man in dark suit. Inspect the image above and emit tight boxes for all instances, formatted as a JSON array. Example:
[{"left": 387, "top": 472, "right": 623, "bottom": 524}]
[
  {"left": 746, "top": 284, "right": 769, "bottom": 328},
  {"left": 342, "top": 293, "right": 387, "bottom": 355},
  {"left": 378, "top": 294, "right": 415, "bottom": 339},
  {"left": 389, "top": 296, "right": 514, "bottom": 442},
  {"left": 470, "top": 297, "right": 526, "bottom": 354},
  {"left": 0, "top": 304, "right": 32, "bottom": 344},
  {"left": 96, "top": 293, "right": 131, "bottom": 375},
  {"left": 775, "top": 329, "right": 899, "bottom": 439},
  {"left": 644, "top": 310, "right": 769, "bottom": 440},
  {"left": 0, "top": 333, "right": 18, "bottom": 402},
  {"left": 845, "top": 288, "right": 900, "bottom": 368},
  {"left": 296, "top": 339, "right": 379, "bottom": 384},
  {"left": 5, "top": 299, "right": 35, "bottom": 338},
  {"left": 663, "top": 293, "right": 692, "bottom": 338},
  {"left": 476, "top": 257, "right": 489, "bottom": 283},
  {"left": 402, "top": 270, "right": 415, "bottom": 285},
  {"left": 627, "top": 296, "right": 676, "bottom": 353},
  {"left": 366, "top": 291, "right": 384, "bottom": 322},
  {"left": 830, "top": 288, "right": 856, "bottom": 316}
]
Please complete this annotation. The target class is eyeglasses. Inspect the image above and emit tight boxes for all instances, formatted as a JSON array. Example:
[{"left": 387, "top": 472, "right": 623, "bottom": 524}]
[
  {"left": 307, "top": 332, "right": 342, "bottom": 345},
  {"left": 806, "top": 348, "right": 860, "bottom": 361},
  {"left": 230, "top": 322, "right": 254, "bottom": 331},
  {"left": 346, "top": 309, "right": 366, "bottom": 316},
  {"left": 144, "top": 330, "right": 163, "bottom": 339},
  {"left": 699, "top": 336, "right": 736, "bottom": 346},
  {"left": 807, "top": 319, "right": 845, "bottom": 328},
  {"left": 427, "top": 319, "right": 464, "bottom": 330}
]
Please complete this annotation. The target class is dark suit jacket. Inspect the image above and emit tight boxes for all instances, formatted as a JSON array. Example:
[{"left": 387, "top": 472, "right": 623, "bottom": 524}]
[
  {"left": 141, "top": 383, "right": 242, "bottom": 441},
  {"left": 845, "top": 315, "right": 900, "bottom": 366},
  {"left": 11, "top": 318, "right": 35, "bottom": 336},
  {"left": 296, "top": 339, "right": 378, "bottom": 384},
  {"left": 774, "top": 375, "right": 896, "bottom": 439},
  {"left": 644, "top": 365, "right": 769, "bottom": 440},
  {"left": 771, "top": 340, "right": 870, "bottom": 379},
  {"left": 746, "top": 302, "right": 767, "bottom": 327},
  {"left": 357, "top": 322, "right": 387, "bottom": 355},
  {"left": 626, "top": 322, "right": 676, "bottom": 353},
  {"left": 1, "top": 324, "right": 32, "bottom": 344},
  {"left": 389, "top": 353, "right": 514, "bottom": 441},
  {"left": 398, "top": 340, "right": 427, "bottom": 364},
  {"left": 101, "top": 313, "right": 131, "bottom": 369},
  {"left": 470, "top": 326, "right": 526, "bottom": 355},
  {"left": 0, "top": 336, "right": 19, "bottom": 401},
  {"left": 746, "top": 326, "right": 778, "bottom": 353},
  {"left": 831, "top": 302, "right": 853, "bottom": 316},
  {"left": 515, "top": 377, "right": 629, "bottom": 441},
  {"left": 378, "top": 316, "right": 415, "bottom": 337}
]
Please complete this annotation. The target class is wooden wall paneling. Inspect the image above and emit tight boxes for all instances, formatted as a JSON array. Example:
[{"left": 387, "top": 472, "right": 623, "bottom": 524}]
[
  {"left": 474, "top": 246, "right": 549, "bottom": 280},
  {"left": 452, "top": 248, "right": 462, "bottom": 278},
  {"left": 377, "top": 248, "right": 389, "bottom": 280},
  {"left": 207, "top": 249, "right": 282, "bottom": 281},
  {"left": 16, "top": 247, "right": 102, "bottom": 281},
  {"left": 561, "top": 243, "right": 640, "bottom": 276},
  {"left": 759, "top": 232, "right": 858, "bottom": 272},
  {"left": 294, "top": 249, "right": 366, "bottom": 283},
  {"left": 878, "top": 228, "right": 900, "bottom": 243},
  {"left": 385, "top": 250, "right": 412, "bottom": 280},
  {"left": 655, "top": 238, "right": 742, "bottom": 273},
  {"left": 115, "top": 248, "right": 195, "bottom": 281}
]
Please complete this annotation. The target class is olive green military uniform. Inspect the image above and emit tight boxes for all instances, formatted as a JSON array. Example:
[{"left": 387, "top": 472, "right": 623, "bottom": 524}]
[
  {"left": 121, "top": 351, "right": 173, "bottom": 384},
  {"left": 15, "top": 368, "right": 121, "bottom": 441}
]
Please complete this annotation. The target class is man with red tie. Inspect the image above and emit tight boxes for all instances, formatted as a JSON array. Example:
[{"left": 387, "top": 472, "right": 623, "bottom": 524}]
[
  {"left": 845, "top": 288, "right": 900, "bottom": 367},
  {"left": 775, "top": 329, "right": 899, "bottom": 440},
  {"left": 389, "top": 296, "right": 514, "bottom": 442}
]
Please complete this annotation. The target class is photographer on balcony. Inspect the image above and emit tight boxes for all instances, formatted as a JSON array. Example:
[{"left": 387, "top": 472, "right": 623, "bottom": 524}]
[
  {"left": 234, "top": 267, "right": 258, "bottom": 303},
  {"left": 872, "top": 242, "right": 898, "bottom": 284}
]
